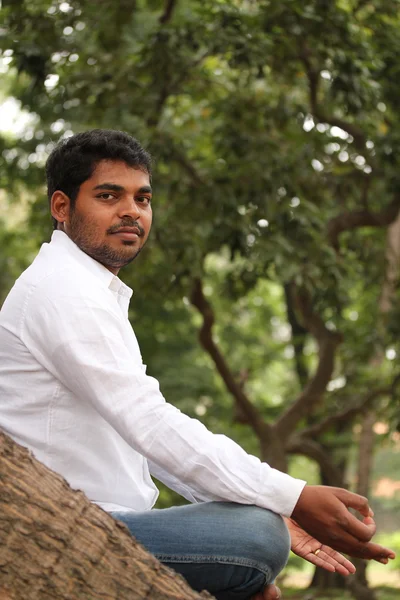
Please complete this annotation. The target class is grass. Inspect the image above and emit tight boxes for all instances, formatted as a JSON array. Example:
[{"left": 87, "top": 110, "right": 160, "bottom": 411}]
[
  {"left": 280, "top": 587, "right": 399, "bottom": 600},
  {"left": 278, "top": 559, "right": 400, "bottom": 599}
]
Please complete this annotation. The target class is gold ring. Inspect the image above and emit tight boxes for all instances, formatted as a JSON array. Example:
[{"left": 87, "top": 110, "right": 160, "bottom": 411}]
[{"left": 314, "top": 548, "right": 321, "bottom": 556}]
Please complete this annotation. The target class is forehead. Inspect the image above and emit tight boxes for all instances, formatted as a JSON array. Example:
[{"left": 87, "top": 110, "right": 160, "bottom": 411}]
[{"left": 86, "top": 159, "right": 150, "bottom": 189}]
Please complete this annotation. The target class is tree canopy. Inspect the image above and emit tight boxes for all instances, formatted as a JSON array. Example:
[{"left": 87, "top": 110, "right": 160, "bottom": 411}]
[{"left": 1, "top": 0, "right": 400, "bottom": 515}]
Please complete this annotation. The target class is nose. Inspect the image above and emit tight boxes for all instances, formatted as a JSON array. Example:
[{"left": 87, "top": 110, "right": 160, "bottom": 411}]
[{"left": 118, "top": 196, "right": 141, "bottom": 220}]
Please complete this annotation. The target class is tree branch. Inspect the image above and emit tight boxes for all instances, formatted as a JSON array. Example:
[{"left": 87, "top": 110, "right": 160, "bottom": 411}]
[
  {"left": 190, "top": 278, "right": 271, "bottom": 441},
  {"left": 159, "top": 0, "right": 177, "bottom": 24},
  {"left": 286, "top": 437, "right": 344, "bottom": 486},
  {"left": 146, "top": 49, "right": 210, "bottom": 129},
  {"left": 299, "top": 43, "right": 367, "bottom": 152},
  {"left": 276, "top": 287, "right": 342, "bottom": 439},
  {"left": 284, "top": 283, "right": 309, "bottom": 387},
  {"left": 299, "top": 386, "right": 391, "bottom": 439},
  {"left": 156, "top": 134, "right": 205, "bottom": 186},
  {"left": 327, "top": 198, "right": 400, "bottom": 251},
  {"left": 171, "top": 148, "right": 205, "bottom": 187}
]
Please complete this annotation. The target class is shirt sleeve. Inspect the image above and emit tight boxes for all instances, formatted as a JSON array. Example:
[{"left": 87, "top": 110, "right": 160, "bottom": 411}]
[
  {"left": 21, "top": 273, "right": 306, "bottom": 517},
  {"left": 147, "top": 460, "right": 205, "bottom": 504}
]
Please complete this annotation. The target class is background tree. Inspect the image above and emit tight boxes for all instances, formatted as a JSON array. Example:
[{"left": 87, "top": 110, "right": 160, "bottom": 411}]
[{"left": 1, "top": 0, "right": 400, "bottom": 596}]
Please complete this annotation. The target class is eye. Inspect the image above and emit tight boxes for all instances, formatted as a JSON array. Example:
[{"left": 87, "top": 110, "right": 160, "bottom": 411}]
[
  {"left": 96, "top": 193, "right": 117, "bottom": 201},
  {"left": 136, "top": 196, "right": 151, "bottom": 205}
]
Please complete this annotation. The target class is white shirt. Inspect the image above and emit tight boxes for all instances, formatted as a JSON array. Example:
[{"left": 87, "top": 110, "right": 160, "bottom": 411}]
[{"left": 0, "top": 231, "right": 305, "bottom": 515}]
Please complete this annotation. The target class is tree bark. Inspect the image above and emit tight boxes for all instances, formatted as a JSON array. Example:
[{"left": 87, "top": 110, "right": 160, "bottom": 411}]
[{"left": 0, "top": 431, "right": 212, "bottom": 600}]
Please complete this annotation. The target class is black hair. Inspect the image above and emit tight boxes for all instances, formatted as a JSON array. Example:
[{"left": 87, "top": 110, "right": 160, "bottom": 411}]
[{"left": 45, "top": 129, "right": 152, "bottom": 229}]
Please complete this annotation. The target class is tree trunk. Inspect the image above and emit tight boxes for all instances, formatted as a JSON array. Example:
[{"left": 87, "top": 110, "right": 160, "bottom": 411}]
[
  {"left": 260, "top": 429, "right": 288, "bottom": 472},
  {"left": 0, "top": 431, "right": 212, "bottom": 600},
  {"left": 309, "top": 446, "right": 347, "bottom": 591},
  {"left": 345, "top": 411, "right": 378, "bottom": 600},
  {"left": 346, "top": 575, "right": 377, "bottom": 600},
  {"left": 310, "top": 567, "right": 346, "bottom": 590},
  {"left": 345, "top": 213, "right": 400, "bottom": 600}
]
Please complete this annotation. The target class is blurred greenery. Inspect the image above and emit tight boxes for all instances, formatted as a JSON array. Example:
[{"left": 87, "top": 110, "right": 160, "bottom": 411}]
[
  {"left": 376, "top": 532, "right": 400, "bottom": 572},
  {"left": 279, "top": 588, "right": 399, "bottom": 600},
  {"left": 1, "top": 0, "right": 400, "bottom": 593}
]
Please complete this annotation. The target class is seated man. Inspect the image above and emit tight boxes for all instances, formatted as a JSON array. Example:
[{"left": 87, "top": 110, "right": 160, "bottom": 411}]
[{"left": 0, "top": 129, "right": 394, "bottom": 600}]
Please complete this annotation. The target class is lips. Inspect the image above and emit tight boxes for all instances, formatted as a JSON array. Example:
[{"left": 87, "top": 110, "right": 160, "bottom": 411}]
[{"left": 113, "top": 227, "right": 141, "bottom": 236}]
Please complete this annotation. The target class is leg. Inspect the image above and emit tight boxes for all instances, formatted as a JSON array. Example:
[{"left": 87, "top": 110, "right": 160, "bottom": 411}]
[{"left": 112, "top": 502, "right": 290, "bottom": 600}]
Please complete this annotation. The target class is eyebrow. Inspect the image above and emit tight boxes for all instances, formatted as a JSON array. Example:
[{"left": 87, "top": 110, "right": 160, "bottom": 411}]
[{"left": 93, "top": 183, "right": 152, "bottom": 194}]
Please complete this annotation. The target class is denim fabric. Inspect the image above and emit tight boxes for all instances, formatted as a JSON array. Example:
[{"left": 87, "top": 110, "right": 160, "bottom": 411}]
[{"left": 112, "top": 501, "right": 290, "bottom": 600}]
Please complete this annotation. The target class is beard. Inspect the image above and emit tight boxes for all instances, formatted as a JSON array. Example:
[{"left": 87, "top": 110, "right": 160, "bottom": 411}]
[{"left": 68, "top": 211, "right": 145, "bottom": 270}]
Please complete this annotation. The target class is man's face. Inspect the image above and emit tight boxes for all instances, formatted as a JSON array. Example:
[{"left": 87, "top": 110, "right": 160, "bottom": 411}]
[{"left": 64, "top": 160, "right": 153, "bottom": 274}]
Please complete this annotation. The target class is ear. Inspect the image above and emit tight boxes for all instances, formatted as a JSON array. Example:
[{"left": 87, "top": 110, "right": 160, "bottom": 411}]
[{"left": 51, "top": 191, "right": 71, "bottom": 227}]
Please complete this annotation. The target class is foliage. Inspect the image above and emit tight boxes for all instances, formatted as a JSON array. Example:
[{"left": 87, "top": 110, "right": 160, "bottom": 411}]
[
  {"left": 280, "top": 588, "right": 400, "bottom": 600},
  {"left": 1, "top": 0, "right": 400, "bottom": 496},
  {"left": 376, "top": 532, "right": 400, "bottom": 572}
]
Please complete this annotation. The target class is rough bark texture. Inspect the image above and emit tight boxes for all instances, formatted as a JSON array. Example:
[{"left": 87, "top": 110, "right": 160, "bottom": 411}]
[{"left": 0, "top": 431, "right": 212, "bottom": 600}]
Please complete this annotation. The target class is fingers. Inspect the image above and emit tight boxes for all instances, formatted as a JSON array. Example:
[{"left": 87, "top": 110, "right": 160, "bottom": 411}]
[
  {"left": 329, "top": 537, "right": 395, "bottom": 561},
  {"left": 333, "top": 489, "right": 376, "bottom": 542},
  {"left": 372, "top": 545, "right": 396, "bottom": 562},
  {"left": 307, "top": 546, "right": 356, "bottom": 576},
  {"left": 307, "top": 551, "right": 336, "bottom": 573},
  {"left": 251, "top": 584, "right": 281, "bottom": 600},
  {"left": 291, "top": 485, "right": 395, "bottom": 561},
  {"left": 331, "top": 495, "right": 396, "bottom": 561},
  {"left": 338, "top": 510, "right": 376, "bottom": 543},
  {"left": 334, "top": 488, "right": 371, "bottom": 518},
  {"left": 342, "top": 541, "right": 395, "bottom": 563},
  {"left": 262, "top": 584, "right": 281, "bottom": 600},
  {"left": 304, "top": 514, "right": 392, "bottom": 559},
  {"left": 306, "top": 541, "right": 395, "bottom": 574}
]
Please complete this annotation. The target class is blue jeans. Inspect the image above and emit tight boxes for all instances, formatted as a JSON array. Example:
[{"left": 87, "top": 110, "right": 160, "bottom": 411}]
[{"left": 112, "top": 502, "right": 290, "bottom": 600}]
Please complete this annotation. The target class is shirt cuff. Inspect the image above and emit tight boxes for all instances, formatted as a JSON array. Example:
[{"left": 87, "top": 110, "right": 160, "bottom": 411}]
[{"left": 256, "top": 467, "right": 307, "bottom": 517}]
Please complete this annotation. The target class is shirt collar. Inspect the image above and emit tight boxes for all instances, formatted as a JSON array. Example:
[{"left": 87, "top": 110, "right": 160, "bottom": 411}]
[{"left": 50, "top": 231, "right": 133, "bottom": 300}]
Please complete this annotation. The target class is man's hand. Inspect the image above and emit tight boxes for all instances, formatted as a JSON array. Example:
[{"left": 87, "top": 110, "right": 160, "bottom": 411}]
[
  {"left": 285, "top": 517, "right": 356, "bottom": 575},
  {"left": 291, "top": 485, "right": 396, "bottom": 562},
  {"left": 251, "top": 583, "right": 281, "bottom": 600}
]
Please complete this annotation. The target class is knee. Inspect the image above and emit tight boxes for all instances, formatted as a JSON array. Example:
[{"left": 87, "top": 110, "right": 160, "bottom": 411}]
[{"left": 242, "top": 506, "right": 290, "bottom": 581}]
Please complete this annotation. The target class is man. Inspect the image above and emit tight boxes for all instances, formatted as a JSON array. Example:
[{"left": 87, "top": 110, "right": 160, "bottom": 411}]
[{"left": 0, "top": 130, "right": 394, "bottom": 600}]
